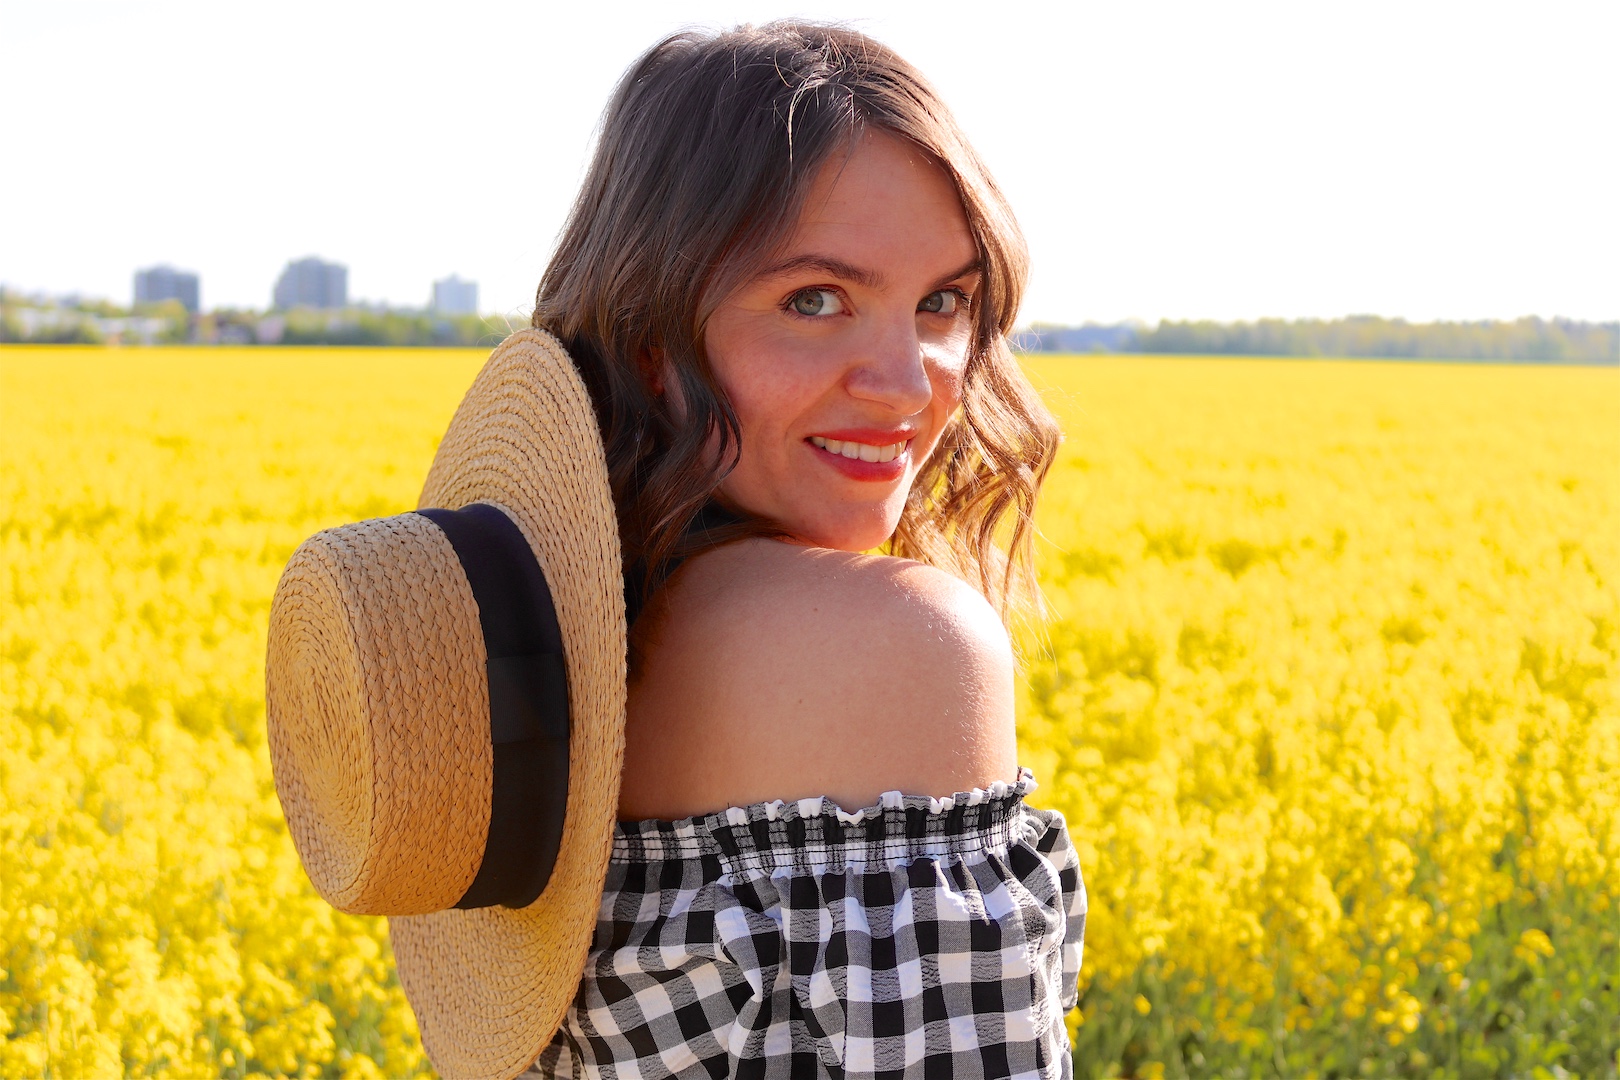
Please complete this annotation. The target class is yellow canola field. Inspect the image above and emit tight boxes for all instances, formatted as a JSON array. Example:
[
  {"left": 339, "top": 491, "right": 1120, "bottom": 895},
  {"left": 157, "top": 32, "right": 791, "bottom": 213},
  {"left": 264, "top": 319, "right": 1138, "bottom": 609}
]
[
  {"left": 2, "top": 348, "right": 480, "bottom": 1078},
  {"left": 1, "top": 346, "right": 1616, "bottom": 1078},
  {"left": 1017, "top": 356, "right": 1619, "bottom": 1076}
]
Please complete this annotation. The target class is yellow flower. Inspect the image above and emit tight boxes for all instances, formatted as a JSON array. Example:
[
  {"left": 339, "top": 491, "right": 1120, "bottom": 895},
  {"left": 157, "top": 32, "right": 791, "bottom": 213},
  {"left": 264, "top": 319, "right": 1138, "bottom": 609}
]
[{"left": 1514, "top": 928, "right": 1556, "bottom": 964}]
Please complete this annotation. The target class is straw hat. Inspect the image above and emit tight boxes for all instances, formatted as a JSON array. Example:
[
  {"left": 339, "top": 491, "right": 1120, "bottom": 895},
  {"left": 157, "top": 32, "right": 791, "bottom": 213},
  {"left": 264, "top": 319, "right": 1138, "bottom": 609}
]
[{"left": 265, "top": 328, "right": 626, "bottom": 1080}]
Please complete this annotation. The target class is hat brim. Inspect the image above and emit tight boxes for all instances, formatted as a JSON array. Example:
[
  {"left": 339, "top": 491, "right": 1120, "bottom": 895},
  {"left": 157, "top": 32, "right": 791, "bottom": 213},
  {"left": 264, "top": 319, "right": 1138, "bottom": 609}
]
[{"left": 391, "top": 329, "right": 626, "bottom": 1080}]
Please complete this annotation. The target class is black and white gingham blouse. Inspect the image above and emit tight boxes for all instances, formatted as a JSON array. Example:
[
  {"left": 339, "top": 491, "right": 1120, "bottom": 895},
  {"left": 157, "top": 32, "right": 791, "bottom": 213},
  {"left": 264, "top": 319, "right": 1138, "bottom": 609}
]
[{"left": 527, "top": 769, "right": 1086, "bottom": 1078}]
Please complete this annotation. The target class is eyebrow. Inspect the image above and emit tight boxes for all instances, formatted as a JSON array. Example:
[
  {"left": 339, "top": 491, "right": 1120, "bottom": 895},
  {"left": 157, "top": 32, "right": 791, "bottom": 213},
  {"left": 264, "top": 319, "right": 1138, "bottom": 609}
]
[{"left": 757, "top": 254, "right": 984, "bottom": 291}]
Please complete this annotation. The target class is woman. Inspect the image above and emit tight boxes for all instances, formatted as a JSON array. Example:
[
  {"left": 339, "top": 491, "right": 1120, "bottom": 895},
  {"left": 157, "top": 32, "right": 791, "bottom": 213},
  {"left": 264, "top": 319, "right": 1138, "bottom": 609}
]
[{"left": 528, "top": 21, "right": 1085, "bottom": 1077}]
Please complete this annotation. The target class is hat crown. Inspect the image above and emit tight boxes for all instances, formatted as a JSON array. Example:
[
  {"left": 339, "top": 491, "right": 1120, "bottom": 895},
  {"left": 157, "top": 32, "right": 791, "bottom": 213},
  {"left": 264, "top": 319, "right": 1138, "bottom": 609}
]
[{"left": 267, "top": 513, "right": 491, "bottom": 915}]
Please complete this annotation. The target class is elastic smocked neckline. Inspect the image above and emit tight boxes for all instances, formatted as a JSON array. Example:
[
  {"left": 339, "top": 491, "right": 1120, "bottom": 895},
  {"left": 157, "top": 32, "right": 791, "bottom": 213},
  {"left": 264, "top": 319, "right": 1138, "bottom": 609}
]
[{"left": 612, "top": 768, "right": 1041, "bottom": 873}]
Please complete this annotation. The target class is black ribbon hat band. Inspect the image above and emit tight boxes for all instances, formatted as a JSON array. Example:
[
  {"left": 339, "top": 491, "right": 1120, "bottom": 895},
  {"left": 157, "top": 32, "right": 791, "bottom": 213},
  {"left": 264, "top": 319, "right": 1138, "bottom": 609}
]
[{"left": 414, "top": 504, "right": 571, "bottom": 910}]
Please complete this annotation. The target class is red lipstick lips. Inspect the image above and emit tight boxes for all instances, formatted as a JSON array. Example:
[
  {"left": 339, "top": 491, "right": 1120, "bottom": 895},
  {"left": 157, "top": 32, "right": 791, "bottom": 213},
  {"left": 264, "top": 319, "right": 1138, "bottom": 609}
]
[{"left": 805, "top": 430, "right": 912, "bottom": 482}]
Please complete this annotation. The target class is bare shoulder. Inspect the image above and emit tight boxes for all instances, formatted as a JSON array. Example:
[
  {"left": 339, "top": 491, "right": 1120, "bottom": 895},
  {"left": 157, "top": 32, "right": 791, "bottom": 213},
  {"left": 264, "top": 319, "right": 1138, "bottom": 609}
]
[
  {"left": 691, "top": 539, "right": 1012, "bottom": 689},
  {"left": 618, "top": 539, "right": 1018, "bottom": 819}
]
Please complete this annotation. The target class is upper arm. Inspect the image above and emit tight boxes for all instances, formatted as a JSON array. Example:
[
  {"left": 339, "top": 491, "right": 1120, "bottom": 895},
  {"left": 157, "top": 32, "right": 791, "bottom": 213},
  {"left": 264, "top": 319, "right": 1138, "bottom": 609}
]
[{"left": 618, "top": 541, "right": 1019, "bottom": 819}]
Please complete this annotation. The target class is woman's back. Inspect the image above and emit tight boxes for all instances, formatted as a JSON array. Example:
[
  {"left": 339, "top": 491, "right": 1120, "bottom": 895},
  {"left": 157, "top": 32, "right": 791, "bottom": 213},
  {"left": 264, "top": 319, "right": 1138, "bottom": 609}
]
[
  {"left": 538, "top": 541, "right": 1088, "bottom": 1080},
  {"left": 618, "top": 539, "right": 1020, "bottom": 821},
  {"left": 539, "top": 541, "right": 1080, "bottom": 1077}
]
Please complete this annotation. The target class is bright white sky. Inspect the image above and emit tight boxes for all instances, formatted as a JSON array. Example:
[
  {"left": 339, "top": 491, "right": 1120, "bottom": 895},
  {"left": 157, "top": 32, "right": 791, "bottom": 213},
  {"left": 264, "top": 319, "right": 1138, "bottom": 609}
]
[{"left": 3, "top": 0, "right": 1616, "bottom": 325}]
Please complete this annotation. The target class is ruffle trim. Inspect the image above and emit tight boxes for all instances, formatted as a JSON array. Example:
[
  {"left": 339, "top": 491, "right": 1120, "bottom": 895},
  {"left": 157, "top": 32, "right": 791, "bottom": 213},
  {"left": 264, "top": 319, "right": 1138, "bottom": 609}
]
[
  {"left": 714, "top": 766, "right": 1037, "bottom": 827},
  {"left": 612, "top": 768, "right": 1042, "bottom": 871}
]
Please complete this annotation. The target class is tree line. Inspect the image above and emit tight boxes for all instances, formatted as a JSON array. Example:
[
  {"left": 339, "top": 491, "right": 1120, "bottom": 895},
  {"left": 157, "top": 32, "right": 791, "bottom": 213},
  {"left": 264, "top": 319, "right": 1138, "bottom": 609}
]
[
  {"left": 1021, "top": 316, "right": 1618, "bottom": 364},
  {"left": 5, "top": 287, "right": 1615, "bottom": 362},
  {"left": 0, "top": 288, "right": 517, "bottom": 347}
]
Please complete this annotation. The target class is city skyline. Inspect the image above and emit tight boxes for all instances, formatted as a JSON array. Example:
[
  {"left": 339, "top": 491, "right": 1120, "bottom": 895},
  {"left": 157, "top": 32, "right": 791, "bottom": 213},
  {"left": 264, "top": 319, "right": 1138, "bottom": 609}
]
[
  {"left": 3, "top": 1, "right": 1616, "bottom": 325},
  {"left": 55, "top": 260, "right": 488, "bottom": 316}
]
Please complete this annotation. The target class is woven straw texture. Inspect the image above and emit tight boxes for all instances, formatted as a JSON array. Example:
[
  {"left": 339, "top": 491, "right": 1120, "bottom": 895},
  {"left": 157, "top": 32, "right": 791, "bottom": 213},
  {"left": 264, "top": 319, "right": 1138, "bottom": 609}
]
[
  {"left": 267, "top": 515, "right": 492, "bottom": 915},
  {"left": 391, "top": 328, "right": 627, "bottom": 1080}
]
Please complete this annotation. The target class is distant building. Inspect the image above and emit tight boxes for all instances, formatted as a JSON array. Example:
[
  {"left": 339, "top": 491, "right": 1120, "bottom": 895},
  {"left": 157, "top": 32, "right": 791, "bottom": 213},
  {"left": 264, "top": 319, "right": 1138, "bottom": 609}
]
[
  {"left": 255, "top": 315, "right": 286, "bottom": 345},
  {"left": 134, "top": 265, "right": 200, "bottom": 313},
  {"left": 273, "top": 257, "right": 348, "bottom": 310},
  {"left": 432, "top": 274, "right": 478, "bottom": 315}
]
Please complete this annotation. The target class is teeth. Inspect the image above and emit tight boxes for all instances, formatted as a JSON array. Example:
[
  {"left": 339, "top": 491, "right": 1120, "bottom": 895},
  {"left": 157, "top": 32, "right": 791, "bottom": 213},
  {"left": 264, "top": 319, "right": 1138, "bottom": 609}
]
[{"left": 809, "top": 435, "right": 908, "bottom": 462}]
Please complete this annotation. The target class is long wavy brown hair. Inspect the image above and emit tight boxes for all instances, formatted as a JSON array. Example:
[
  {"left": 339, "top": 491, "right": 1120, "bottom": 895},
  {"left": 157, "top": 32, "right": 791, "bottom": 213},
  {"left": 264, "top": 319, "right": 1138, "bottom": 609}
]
[{"left": 533, "top": 21, "right": 1060, "bottom": 621}]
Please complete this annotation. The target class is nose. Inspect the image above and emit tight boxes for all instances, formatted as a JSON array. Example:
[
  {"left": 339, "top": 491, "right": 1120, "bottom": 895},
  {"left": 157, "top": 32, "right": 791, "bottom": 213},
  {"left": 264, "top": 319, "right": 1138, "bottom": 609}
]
[{"left": 844, "top": 314, "right": 935, "bottom": 416}]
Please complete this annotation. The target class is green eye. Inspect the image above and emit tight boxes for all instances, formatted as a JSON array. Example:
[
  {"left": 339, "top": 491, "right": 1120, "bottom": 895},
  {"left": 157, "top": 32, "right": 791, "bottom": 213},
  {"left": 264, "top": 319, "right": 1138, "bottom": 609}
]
[
  {"left": 789, "top": 289, "right": 843, "bottom": 317},
  {"left": 919, "top": 290, "right": 958, "bottom": 314}
]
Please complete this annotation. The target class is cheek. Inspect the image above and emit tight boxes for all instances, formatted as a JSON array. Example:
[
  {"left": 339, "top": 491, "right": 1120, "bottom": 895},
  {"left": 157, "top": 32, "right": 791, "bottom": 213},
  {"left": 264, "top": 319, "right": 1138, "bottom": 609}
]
[
  {"left": 925, "top": 344, "right": 970, "bottom": 416},
  {"left": 718, "top": 370, "right": 796, "bottom": 450},
  {"left": 705, "top": 331, "right": 771, "bottom": 443},
  {"left": 712, "top": 340, "right": 830, "bottom": 443}
]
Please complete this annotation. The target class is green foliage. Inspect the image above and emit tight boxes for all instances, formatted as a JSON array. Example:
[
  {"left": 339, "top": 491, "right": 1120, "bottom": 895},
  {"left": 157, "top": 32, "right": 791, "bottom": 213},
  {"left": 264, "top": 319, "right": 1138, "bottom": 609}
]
[
  {"left": 132, "top": 299, "right": 192, "bottom": 344},
  {"left": 0, "top": 307, "right": 105, "bottom": 344},
  {"left": 0, "top": 287, "right": 516, "bottom": 348},
  {"left": 1131, "top": 315, "right": 1619, "bottom": 364},
  {"left": 275, "top": 307, "right": 517, "bottom": 348}
]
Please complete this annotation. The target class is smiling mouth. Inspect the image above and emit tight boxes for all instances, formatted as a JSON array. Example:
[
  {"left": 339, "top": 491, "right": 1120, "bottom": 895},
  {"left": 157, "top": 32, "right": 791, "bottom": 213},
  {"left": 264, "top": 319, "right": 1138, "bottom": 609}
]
[{"left": 808, "top": 435, "right": 909, "bottom": 463}]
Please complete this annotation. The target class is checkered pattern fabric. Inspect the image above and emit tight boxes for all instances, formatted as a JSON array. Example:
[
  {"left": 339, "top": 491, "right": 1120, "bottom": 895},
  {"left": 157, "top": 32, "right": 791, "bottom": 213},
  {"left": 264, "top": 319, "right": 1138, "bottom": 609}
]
[{"left": 525, "top": 770, "right": 1085, "bottom": 1079}]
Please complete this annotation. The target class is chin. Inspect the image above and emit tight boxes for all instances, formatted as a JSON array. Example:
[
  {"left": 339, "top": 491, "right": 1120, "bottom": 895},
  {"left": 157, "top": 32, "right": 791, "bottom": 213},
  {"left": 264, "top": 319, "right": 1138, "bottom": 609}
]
[{"left": 799, "top": 507, "right": 903, "bottom": 553}]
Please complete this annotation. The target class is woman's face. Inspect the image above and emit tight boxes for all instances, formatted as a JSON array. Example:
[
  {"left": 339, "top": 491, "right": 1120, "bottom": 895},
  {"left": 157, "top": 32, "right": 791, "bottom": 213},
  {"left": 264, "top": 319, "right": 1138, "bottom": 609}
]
[{"left": 703, "top": 131, "right": 979, "bottom": 552}]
